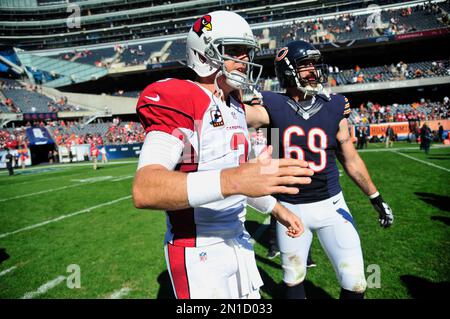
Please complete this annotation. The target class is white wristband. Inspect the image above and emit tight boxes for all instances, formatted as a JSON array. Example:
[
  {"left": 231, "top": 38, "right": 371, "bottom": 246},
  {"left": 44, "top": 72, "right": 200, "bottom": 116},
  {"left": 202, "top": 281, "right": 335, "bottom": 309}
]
[
  {"left": 247, "top": 195, "right": 277, "bottom": 214},
  {"left": 369, "top": 191, "right": 380, "bottom": 199},
  {"left": 187, "top": 170, "right": 224, "bottom": 207}
]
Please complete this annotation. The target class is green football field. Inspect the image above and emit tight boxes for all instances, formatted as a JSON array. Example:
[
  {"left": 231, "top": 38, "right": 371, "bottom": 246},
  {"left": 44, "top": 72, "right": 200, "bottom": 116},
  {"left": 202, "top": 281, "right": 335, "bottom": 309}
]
[{"left": 0, "top": 142, "right": 449, "bottom": 299}]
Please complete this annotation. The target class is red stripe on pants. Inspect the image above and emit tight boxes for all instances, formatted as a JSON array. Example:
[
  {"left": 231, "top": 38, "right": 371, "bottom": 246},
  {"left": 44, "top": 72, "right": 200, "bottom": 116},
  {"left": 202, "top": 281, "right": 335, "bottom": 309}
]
[{"left": 168, "top": 243, "right": 190, "bottom": 299}]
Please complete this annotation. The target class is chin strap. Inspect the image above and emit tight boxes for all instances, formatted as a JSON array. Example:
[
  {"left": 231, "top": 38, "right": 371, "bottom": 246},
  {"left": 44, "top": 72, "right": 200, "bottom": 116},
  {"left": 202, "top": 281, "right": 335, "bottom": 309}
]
[
  {"left": 300, "top": 83, "right": 324, "bottom": 99},
  {"left": 214, "top": 71, "right": 224, "bottom": 100},
  {"left": 251, "top": 86, "right": 263, "bottom": 100}
]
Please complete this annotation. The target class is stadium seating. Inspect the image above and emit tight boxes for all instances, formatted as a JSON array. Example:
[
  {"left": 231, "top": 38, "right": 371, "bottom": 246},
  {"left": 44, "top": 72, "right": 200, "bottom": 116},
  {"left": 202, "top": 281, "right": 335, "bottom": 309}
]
[
  {"left": 0, "top": 102, "right": 10, "bottom": 113},
  {"left": 347, "top": 99, "right": 448, "bottom": 125},
  {"left": 1, "top": 87, "right": 84, "bottom": 113},
  {"left": 22, "top": 2, "right": 448, "bottom": 70}
]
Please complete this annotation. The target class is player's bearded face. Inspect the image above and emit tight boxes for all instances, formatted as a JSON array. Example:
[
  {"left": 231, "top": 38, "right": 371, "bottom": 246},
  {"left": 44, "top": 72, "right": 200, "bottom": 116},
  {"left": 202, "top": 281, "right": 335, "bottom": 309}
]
[{"left": 296, "top": 61, "right": 319, "bottom": 88}]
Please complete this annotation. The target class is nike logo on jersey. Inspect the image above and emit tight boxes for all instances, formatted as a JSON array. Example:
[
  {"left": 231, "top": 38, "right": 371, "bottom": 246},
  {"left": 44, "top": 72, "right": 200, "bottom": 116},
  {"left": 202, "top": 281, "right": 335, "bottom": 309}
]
[
  {"left": 333, "top": 199, "right": 340, "bottom": 205},
  {"left": 145, "top": 94, "right": 160, "bottom": 102}
]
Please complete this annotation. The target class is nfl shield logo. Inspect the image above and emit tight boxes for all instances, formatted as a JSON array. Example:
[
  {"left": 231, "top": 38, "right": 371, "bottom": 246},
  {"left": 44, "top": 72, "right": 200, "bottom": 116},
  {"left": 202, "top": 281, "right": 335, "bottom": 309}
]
[{"left": 199, "top": 252, "right": 207, "bottom": 262}]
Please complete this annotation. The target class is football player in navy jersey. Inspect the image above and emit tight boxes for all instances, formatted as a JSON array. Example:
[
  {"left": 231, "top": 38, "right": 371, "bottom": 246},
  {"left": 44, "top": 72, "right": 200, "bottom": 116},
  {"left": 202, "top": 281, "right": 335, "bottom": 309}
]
[{"left": 246, "top": 40, "right": 394, "bottom": 299}]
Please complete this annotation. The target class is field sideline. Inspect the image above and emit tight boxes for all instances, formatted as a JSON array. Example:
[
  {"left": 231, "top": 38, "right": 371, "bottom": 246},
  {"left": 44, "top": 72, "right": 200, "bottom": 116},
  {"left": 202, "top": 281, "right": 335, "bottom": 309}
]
[{"left": 0, "top": 142, "right": 449, "bottom": 299}]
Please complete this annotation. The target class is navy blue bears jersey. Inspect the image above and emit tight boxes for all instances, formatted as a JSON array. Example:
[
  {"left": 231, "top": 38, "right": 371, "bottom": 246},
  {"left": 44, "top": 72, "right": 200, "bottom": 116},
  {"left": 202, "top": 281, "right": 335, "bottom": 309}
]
[{"left": 261, "top": 91, "right": 351, "bottom": 204}]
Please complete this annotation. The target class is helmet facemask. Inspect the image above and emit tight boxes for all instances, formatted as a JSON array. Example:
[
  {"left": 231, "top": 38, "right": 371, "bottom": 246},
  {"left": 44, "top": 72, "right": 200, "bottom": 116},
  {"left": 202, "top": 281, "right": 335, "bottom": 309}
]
[
  {"left": 294, "top": 58, "right": 327, "bottom": 97},
  {"left": 278, "top": 47, "right": 327, "bottom": 97},
  {"left": 204, "top": 37, "right": 263, "bottom": 91}
]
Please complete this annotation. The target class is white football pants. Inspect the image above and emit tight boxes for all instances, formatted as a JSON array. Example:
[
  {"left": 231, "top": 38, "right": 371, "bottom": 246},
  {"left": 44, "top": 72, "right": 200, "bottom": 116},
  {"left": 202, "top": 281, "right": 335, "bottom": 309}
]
[{"left": 277, "top": 192, "right": 367, "bottom": 293}]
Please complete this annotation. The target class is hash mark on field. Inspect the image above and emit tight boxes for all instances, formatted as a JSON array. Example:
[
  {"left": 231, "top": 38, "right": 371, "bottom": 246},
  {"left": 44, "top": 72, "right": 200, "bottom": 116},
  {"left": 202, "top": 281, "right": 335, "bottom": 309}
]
[
  {"left": 108, "top": 287, "right": 132, "bottom": 299},
  {"left": 394, "top": 151, "right": 450, "bottom": 173},
  {"left": 21, "top": 275, "right": 66, "bottom": 299},
  {"left": 0, "top": 266, "right": 16, "bottom": 277},
  {"left": 0, "top": 195, "right": 132, "bottom": 239}
]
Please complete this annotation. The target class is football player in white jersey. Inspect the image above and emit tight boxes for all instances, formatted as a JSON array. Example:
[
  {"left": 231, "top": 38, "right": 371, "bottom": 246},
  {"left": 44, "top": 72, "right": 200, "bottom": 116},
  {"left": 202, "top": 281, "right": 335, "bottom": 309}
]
[{"left": 132, "top": 11, "right": 315, "bottom": 299}]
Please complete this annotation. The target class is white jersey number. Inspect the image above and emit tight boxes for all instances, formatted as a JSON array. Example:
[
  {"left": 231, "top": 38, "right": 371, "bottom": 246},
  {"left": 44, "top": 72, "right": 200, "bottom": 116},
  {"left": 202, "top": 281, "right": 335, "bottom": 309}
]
[{"left": 283, "top": 126, "right": 328, "bottom": 172}]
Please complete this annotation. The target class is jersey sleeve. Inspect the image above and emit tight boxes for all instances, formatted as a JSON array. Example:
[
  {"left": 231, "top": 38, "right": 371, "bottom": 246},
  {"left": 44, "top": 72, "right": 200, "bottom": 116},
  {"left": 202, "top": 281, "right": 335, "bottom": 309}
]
[
  {"left": 136, "top": 79, "right": 207, "bottom": 141},
  {"left": 261, "top": 91, "right": 282, "bottom": 123}
]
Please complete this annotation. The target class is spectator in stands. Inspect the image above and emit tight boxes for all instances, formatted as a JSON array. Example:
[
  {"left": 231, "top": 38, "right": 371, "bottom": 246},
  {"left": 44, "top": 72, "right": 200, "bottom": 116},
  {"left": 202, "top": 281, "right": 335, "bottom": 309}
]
[
  {"left": 100, "top": 146, "right": 108, "bottom": 164},
  {"left": 4, "top": 148, "right": 14, "bottom": 176},
  {"left": 53, "top": 149, "right": 59, "bottom": 163},
  {"left": 91, "top": 144, "right": 99, "bottom": 170},
  {"left": 356, "top": 126, "right": 368, "bottom": 149},
  {"left": 19, "top": 146, "right": 28, "bottom": 169},
  {"left": 438, "top": 122, "right": 444, "bottom": 142},
  {"left": 385, "top": 125, "right": 395, "bottom": 148},
  {"left": 48, "top": 150, "right": 54, "bottom": 164},
  {"left": 420, "top": 123, "right": 432, "bottom": 154},
  {"left": 14, "top": 151, "right": 20, "bottom": 168}
]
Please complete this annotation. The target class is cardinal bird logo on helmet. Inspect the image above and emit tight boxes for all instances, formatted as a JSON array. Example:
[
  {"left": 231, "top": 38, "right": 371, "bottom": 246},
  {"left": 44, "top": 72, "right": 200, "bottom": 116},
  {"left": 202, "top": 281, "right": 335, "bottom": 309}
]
[{"left": 193, "top": 15, "right": 212, "bottom": 37}]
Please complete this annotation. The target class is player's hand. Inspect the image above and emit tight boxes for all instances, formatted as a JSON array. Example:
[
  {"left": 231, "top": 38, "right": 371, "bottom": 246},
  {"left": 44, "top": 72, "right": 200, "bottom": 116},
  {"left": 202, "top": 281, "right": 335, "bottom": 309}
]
[
  {"left": 370, "top": 194, "right": 394, "bottom": 228},
  {"left": 221, "top": 146, "right": 314, "bottom": 198},
  {"left": 271, "top": 202, "right": 304, "bottom": 238}
]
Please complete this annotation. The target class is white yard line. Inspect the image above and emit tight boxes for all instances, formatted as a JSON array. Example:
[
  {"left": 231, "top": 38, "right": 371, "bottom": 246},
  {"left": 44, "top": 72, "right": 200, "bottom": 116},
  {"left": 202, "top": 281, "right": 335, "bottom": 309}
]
[
  {"left": 21, "top": 275, "right": 66, "bottom": 299},
  {"left": 393, "top": 151, "right": 450, "bottom": 173},
  {"left": 111, "top": 175, "right": 134, "bottom": 182},
  {"left": 108, "top": 287, "right": 132, "bottom": 299},
  {"left": 71, "top": 176, "right": 113, "bottom": 183},
  {"left": 8, "top": 163, "right": 136, "bottom": 185},
  {"left": 8, "top": 174, "right": 79, "bottom": 186},
  {"left": 49, "top": 160, "right": 137, "bottom": 168},
  {"left": 0, "top": 176, "right": 114, "bottom": 202},
  {"left": 0, "top": 195, "right": 132, "bottom": 239},
  {"left": 357, "top": 145, "right": 450, "bottom": 153},
  {"left": 0, "top": 160, "right": 138, "bottom": 176},
  {"left": 0, "top": 266, "right": 17, "bottom": 277}
]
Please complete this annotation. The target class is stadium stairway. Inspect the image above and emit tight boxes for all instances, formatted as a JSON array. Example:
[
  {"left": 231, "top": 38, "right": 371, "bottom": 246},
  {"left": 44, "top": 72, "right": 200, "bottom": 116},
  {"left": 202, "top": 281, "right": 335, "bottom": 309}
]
[
  {"left": 15, "top": 51, "right": 108, "bottom": 88},
  {"left": 41, "top": 86, "right": 136, "bottom": 116},
  {"left": 149, "top": 40, "right": 172, "bottom": 64}
]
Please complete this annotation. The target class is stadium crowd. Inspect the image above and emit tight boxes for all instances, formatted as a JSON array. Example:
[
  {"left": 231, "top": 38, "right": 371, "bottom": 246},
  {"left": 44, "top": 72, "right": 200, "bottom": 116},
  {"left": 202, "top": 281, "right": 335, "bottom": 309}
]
[
  {"left": 327, "top": 60, "right": 450, "bottom": 86},
  {"left": 0, "top": 127, "right": 29, "bottom": 151},
  {"left": 48, "top": 2, "right": 450, "bottom": 70},
  {"left": 349, "top": 97, "right": 450, "bottom": 125},
  {"left": 48, "top": 118, "right": 145, "bottom": 147},
  {"left": 280, "top": 2, "right": 449, "bottom": 46},
  {"left": 0, "top": 117, "right": 146, "bottom": 151}
]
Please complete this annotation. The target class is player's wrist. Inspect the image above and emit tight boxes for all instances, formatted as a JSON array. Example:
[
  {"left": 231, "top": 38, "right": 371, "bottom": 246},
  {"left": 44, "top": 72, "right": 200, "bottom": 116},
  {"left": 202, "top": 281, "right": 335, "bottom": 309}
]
[
  {"left": 270, "top": 201, "right": 285, "bottom": 219},
  {"left": 187, "top": 170, "right": 224, "bottom": 207},
  {"left": 369, "top": 192, "right": 384, "bottom": 206},
  {"left": 220, "top": 167, "right": 240, "bottom": 197},
  {"left": 369, "top": 191, "right": 380, "bottom": 199}
]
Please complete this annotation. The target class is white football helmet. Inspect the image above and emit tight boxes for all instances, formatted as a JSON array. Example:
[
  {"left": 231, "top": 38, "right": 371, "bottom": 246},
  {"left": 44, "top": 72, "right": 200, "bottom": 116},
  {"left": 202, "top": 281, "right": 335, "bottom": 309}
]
[{"left": 186, "top": 10, "right": 263, "bottom": 90}]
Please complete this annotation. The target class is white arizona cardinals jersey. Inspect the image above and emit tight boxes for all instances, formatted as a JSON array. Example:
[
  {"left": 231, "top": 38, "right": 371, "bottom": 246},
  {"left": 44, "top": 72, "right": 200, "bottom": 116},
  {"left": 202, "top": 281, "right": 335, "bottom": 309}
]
[{"left": 137, "top": 78, "right": 251, "bottom": 247}]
